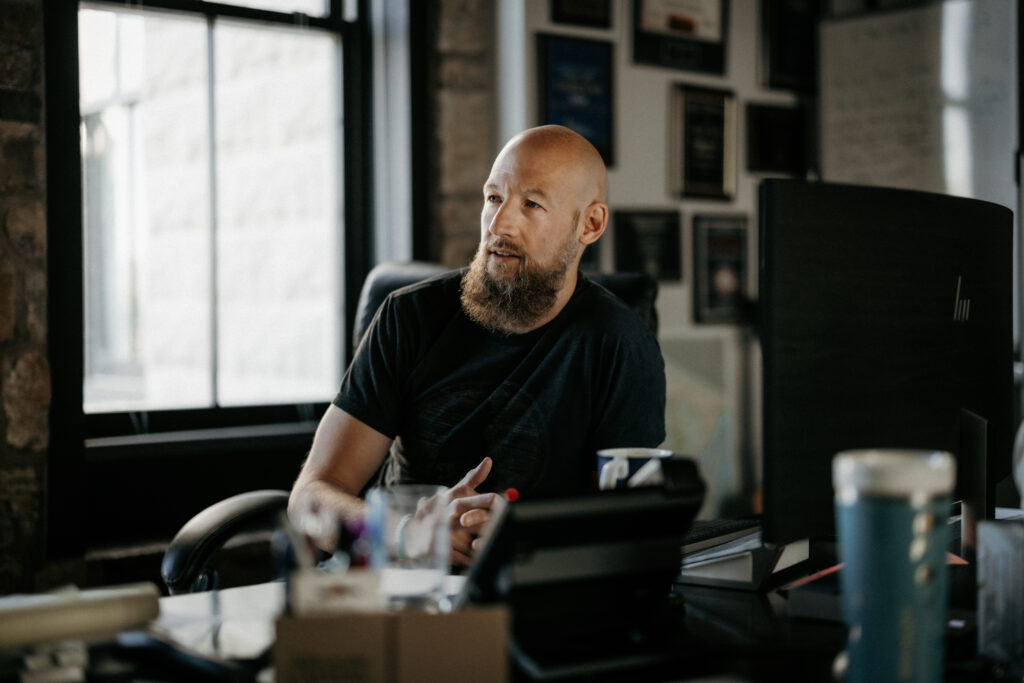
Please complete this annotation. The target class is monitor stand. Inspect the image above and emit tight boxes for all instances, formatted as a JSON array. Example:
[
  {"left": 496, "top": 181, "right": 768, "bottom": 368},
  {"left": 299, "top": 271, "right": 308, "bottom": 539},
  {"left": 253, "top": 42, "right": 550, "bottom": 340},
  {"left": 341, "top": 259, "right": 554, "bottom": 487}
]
[{"left": 959, "top": 409, "right": 988, "bottom": 561}]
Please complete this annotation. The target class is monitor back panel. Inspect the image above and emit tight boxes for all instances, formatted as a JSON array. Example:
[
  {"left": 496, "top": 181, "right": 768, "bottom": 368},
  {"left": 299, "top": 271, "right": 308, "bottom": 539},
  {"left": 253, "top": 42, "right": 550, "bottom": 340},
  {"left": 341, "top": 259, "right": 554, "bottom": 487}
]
[{"left": 759, "top": 179, "right": 1013, "bottom": 546}]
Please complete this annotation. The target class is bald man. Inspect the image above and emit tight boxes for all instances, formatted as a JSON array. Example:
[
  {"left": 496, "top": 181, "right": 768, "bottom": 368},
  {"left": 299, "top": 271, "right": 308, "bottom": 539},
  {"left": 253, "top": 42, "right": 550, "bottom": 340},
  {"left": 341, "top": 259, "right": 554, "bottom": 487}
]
[{"left": 290, "top": 126, "right": 666, "bottom": 565}]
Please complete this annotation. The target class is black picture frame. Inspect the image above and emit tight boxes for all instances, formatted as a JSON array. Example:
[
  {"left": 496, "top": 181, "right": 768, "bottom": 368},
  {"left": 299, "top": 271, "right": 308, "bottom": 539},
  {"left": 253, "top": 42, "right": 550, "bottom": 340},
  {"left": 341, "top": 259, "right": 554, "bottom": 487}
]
[
  {"left": 672, "top": 84, "right": 736, "bottom": 199},
  {"left": 761, "top": 0, "right": 820, "bottom": 92},
  {"left": 632, "top": 0, "right": 728, "bottom": 74},
  {"left": 551, "top": 0, "right": 612, "bottom": 28},
  {"left": 745, "top": 103, "right": 807, "bottom": 175},
  {"left": 693, "top": 214, "right": 746, "bottom": 324},
  {"left": 537, "top": 34, "right": 615, "bottom": 166},
  {"left": 613, "top": 209, "right": 682, "bottom": 282}
]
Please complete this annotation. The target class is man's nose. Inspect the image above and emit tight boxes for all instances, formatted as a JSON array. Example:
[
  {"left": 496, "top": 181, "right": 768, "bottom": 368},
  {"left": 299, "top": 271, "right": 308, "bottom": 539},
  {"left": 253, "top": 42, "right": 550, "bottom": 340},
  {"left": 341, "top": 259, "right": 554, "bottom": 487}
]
[{"left": 486, "top": 202, "right": 519, "bottom": 238}]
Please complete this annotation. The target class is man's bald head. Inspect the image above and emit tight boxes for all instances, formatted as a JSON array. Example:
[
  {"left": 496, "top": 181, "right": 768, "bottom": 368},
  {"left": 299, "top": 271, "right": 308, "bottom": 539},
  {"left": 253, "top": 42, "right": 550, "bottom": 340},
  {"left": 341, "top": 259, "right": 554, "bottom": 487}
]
[{"left": 496, "top": 125, "right": 607, "bottom": 206}]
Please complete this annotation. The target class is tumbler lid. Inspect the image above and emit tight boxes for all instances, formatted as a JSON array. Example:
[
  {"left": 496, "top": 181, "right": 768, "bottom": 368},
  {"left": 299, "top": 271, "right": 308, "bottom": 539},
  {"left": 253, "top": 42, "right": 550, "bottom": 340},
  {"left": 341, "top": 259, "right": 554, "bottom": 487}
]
[{"left": 832, "top": 449, "right": 955, "bottom": 499}]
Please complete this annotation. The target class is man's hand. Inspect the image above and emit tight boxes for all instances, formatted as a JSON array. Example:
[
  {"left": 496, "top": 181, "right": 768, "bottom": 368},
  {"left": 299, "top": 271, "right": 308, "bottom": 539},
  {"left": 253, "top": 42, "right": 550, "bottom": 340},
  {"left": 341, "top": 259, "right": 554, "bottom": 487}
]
[{"left": 445, "top": 457, "right": 499, "bottom": 566}]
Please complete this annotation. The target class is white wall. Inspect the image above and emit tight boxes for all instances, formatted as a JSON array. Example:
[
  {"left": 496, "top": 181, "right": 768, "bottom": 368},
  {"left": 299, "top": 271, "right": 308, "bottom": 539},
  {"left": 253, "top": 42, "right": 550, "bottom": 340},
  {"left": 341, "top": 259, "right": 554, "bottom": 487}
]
[{"left": 496, "top": 0, "right": 802, "bottom": 516}]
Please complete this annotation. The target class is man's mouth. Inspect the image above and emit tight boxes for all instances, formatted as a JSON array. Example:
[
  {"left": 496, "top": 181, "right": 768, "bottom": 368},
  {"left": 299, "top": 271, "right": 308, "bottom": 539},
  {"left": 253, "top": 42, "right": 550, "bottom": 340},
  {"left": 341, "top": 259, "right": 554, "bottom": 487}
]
[{"left": 488, "top": 243, "right": 522, "bottom": 261}]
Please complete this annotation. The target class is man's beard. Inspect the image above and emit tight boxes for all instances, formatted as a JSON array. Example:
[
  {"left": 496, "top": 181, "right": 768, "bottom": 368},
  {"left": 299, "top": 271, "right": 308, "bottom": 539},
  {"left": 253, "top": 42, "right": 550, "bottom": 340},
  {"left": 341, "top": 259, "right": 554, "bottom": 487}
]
[{"left": 461, "top": 221, "right": 581, "bottom": 335}]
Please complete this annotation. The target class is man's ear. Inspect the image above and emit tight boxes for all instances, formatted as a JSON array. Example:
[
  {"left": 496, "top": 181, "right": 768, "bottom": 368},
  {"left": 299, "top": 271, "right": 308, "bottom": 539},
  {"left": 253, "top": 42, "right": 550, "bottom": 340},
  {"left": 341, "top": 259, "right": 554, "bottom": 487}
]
[{"left": 579, "top": 202, "right": 608, "bottom": 246}]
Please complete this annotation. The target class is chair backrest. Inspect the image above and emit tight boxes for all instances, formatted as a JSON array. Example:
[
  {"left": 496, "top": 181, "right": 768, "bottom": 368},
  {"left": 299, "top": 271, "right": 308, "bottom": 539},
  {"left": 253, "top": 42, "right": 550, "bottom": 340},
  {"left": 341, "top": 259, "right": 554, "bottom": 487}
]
[
  {"left": 353, "top": 261, "right": 659, "bottom": 349},
  {"left": 353, "top": 262, "right": 451, "bottom": 349}
]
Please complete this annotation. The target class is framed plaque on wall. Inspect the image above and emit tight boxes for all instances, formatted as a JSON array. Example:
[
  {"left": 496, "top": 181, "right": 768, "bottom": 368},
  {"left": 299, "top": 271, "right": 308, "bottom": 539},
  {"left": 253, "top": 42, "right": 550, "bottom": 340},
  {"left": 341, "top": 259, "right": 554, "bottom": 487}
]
[
  {"left": 612, "top": 209, "right": 682, "bottom": 282},
  {"left": 551, "top": 0, "right": 612, "bottom": 28},
  {"left": 538, "top": 34, "right": 615, "bottom": 165},
  {"left": 672, "top": 84, "right": 736, "bottom": 199},
  {"left": 761, "top": 0, "right": 819, "bottom": 92},
  {"left": 746, "top": 103, "right": 807, "bottom": 175},
  {"left": 693, "top": 214, "right": 746, "bottom": 324},
  {"left": 633, "top": 0, "right": 728, "bottom": 74}
]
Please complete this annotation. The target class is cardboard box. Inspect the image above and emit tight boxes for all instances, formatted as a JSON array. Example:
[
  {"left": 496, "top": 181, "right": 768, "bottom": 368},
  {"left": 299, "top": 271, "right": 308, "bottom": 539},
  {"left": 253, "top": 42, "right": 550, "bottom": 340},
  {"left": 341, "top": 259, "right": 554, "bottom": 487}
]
[
  {"left": 276, "top": 612, "right": 390, "bottom": 683},
  {"left": 275, "top": 606, "right": 509, "bottom": 683}
]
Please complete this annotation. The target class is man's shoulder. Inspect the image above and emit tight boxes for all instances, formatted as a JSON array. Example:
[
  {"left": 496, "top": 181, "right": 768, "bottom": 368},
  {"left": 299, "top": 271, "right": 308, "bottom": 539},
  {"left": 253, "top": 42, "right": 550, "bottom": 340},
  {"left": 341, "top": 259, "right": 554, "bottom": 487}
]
[{"left": 364, "top": 268, "right": 466, "bottom": 353}]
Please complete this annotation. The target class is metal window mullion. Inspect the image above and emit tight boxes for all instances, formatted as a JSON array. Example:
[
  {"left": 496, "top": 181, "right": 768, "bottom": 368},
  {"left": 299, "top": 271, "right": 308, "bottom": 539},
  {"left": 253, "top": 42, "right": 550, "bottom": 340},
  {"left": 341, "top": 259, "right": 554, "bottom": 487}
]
[
  {"left": 332, "top": 35, "right": 346, "bottom": 377},
  {"left": 84, "top": 0, "right": 343, "bottom": 32},
  {"left": 206, "top": 18, "right": 220, "bottom": 406}
]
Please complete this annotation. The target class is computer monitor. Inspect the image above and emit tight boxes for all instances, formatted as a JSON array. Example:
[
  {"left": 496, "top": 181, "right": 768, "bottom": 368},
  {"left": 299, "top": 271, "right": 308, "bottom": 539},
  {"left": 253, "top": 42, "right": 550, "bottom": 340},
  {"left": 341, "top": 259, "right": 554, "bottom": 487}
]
[{"left": 759, "top": 179, "right": 1014, "bottom": 547}]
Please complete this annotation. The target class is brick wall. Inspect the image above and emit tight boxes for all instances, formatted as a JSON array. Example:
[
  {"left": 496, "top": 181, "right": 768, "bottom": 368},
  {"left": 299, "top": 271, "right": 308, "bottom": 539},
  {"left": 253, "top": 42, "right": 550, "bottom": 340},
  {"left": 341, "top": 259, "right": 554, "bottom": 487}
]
[
  {"left": 433, "top": 0, "right": 494, "bottom": 266},
  {"left": 0, "top": 0, "right": 48, "bottom": 593}
]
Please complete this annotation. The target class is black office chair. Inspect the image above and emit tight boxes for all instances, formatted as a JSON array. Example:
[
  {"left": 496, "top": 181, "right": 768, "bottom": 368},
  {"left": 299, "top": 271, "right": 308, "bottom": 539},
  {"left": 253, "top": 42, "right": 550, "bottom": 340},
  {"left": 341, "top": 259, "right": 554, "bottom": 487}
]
[{"left": 160, "top": 262, "right": 659, "bottom": 594}]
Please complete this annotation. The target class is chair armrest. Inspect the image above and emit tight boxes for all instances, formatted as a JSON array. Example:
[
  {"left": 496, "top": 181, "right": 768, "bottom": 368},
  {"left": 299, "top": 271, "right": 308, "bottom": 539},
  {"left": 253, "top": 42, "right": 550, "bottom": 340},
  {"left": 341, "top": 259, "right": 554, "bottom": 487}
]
[{"left": 161, "top": 489, "right": 290, "bottom": 595}]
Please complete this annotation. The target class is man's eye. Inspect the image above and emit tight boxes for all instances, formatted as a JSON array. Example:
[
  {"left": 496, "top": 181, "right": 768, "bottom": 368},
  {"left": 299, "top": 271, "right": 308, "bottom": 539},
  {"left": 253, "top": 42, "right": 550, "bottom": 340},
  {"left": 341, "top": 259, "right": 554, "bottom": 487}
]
[
  {"left": 486, "top": 195, "right": 501, "bottom": 203},
  {"left": 525, "top": 200, "right": 540, "bottom": 209}
]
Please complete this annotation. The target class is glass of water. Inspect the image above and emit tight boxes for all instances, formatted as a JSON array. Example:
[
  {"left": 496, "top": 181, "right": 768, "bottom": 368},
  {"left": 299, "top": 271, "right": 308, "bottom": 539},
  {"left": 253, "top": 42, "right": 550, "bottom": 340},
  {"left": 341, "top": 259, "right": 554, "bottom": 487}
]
[{"left": 365, "top": 484, "right": 450, "bottom": 611}]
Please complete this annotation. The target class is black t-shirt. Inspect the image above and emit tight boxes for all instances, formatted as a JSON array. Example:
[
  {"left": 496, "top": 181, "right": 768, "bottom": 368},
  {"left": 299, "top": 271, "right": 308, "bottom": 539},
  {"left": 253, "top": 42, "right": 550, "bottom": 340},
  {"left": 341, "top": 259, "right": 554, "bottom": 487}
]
[{"left": 333, "top": 270, "right": 666, "bottom": 497}]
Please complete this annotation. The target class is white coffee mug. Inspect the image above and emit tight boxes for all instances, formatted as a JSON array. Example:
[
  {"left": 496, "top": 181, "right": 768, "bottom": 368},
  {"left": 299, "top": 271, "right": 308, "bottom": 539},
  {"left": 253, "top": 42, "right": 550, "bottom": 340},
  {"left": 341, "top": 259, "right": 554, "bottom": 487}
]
[{"left": 597, "top": 447, "right": 674, "bottom": 490}]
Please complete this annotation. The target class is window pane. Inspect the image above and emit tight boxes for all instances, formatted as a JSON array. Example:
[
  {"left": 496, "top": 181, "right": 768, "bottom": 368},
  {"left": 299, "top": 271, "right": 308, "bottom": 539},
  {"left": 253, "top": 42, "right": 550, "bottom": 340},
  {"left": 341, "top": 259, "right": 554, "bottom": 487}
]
[
  {"left": 81, "top": 10, "right": 213, "bottom": 412},
  {"left": 214, "top": 22, "right": 342, "bottom": 406},
  {"left": 205, "top": 0, "right": 329, "bottom": 17},
  {"left": 81, "top": 8, "right": 344, "bottom": 414}
]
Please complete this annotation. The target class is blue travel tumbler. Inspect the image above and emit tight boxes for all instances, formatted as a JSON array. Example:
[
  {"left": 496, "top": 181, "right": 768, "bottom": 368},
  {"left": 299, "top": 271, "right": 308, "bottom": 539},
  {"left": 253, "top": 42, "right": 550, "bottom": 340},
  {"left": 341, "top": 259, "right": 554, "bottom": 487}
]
[{"left": 832, "top": 449, "right": 955, "bottom": 683}]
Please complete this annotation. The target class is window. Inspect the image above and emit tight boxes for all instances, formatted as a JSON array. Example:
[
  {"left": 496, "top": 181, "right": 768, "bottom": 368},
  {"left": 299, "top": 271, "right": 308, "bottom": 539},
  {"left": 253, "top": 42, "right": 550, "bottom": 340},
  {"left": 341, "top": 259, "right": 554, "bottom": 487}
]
[
  {"left": 79, "top": 2, "right": 344, "bottom": 414},
  {"left": 41, "top": 0, "right": 373, "bottom": 555}
]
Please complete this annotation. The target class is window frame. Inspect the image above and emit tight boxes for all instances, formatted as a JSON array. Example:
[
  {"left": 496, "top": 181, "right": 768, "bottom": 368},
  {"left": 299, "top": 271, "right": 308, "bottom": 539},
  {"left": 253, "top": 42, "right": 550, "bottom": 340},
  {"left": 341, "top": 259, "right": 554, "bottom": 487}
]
[{"left": 45, "top": 0, "right": 376, "bottom": 555}]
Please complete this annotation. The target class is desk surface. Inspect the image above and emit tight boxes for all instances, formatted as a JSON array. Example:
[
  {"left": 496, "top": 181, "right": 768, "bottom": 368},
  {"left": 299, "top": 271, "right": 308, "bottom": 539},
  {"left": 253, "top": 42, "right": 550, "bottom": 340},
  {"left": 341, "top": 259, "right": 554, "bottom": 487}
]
[
  {"left": 153, "top": 578, "right": 845, "bottom": 681},
  {"left": 152, "top": 568, "right": 1007, "bottom": 682},
  {"left": 157, "top": 581, "right": 284, "bottom": 662}
]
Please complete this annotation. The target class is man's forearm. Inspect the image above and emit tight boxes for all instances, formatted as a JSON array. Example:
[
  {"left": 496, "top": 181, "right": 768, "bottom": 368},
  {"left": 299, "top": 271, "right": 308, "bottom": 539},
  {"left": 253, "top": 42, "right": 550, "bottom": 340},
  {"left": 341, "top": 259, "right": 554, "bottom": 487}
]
[
  {"left": 288, "top": 405, "right": 394, "bottom": 550},
  {"left": 288, "top": 477, "right": 368, "bottom": 551}
]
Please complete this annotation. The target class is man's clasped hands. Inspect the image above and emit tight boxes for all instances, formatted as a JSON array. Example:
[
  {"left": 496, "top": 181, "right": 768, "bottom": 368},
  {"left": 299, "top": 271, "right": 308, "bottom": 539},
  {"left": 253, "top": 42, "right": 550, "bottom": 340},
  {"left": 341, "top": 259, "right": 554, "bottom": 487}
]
[{"left": 405, "top": 456, "right": 500, "bottom": 567}]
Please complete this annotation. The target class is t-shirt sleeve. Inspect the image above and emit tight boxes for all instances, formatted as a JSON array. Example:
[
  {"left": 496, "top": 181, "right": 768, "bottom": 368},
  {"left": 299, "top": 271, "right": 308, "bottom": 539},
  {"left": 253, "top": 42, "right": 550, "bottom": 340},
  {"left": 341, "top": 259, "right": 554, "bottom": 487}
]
[
  {"left": 589, "top": 327, "right": 667, "bottom": 451},
  {"left": 332, "top": 294, "right": 406, "bottom": 439}
]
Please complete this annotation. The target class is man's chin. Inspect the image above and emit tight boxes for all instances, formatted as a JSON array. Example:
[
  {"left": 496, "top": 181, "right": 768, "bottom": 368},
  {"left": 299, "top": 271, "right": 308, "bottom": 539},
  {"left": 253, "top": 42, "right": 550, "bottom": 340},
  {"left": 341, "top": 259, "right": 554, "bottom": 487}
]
[{"left": 486, "top": 258, "right": 520, "bottom": 280}]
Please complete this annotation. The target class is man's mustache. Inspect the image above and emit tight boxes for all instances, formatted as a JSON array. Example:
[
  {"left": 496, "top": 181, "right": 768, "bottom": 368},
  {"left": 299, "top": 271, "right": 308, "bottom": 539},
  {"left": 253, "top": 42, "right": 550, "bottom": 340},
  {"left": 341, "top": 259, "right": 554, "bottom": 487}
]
[{"left": 486, "top": 239, "right": 523, "bottom": 257}]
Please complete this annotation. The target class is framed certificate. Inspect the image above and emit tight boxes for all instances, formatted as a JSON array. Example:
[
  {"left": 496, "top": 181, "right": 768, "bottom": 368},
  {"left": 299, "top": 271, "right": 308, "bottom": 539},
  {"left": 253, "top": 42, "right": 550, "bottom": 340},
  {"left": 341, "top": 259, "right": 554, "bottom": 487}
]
[
  {"left": 551, "top": 0, "right": 612, "bottom": 28},
  {"left": 633, "top": 0, "right": 728, "bottom": 74},
  {"left": 612, "top": 209, "right": 682, "bottom": 281},
  {"left": 746, "top": 103, "right": 807, "bottom": 175},
  {"left": 761, "top": 0, "right": 818, "bottom": 92},
  {"left": 693, "top": 214, "right": 746, "bottom": 324},
  {"left": 672, "top": 84, "right": 736, "bottom": 199},
  {"left": 537, "top": 34, "right": 615, "bottom": 166}
]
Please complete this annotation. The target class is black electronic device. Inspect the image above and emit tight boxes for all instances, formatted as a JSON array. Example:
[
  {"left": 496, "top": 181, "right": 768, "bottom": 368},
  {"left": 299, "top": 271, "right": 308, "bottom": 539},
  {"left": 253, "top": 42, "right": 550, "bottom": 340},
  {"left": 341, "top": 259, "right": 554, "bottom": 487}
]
[
  {"left": 759, "top": 179, "right": 1014, "bottom": 548},
  {"left": 457, "top": 458, "right": 705, "bottom": 677}
]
